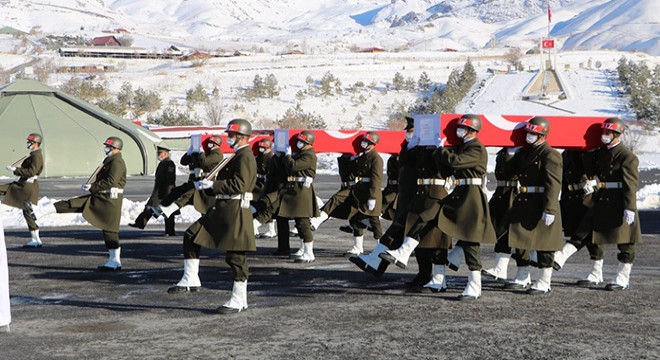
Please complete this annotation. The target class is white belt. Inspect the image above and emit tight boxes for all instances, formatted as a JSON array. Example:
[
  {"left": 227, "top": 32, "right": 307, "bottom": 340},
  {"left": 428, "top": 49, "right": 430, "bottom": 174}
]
[
  {"left": 496, "top": 180, "right": 518, "bottom": 187},
  {"left": 519, "top": 186, "right": 545, "bottom": 193},
  {"left": 387, "top": 180, "right": 398, "bottom": 185},
  {"left": 341, "top": 181, "right": 354, "bottom": 187},
  {"left": 417, "top": 178, "right": 446, "bottom": 186},
  {"left": 287, "top": 176, "right": 313, "bottom": 188},
  {"left": 354, "top": 177, "right": 371, "bottom": 183},
  {"left": 256, "top": 174, "right": 266, "bottom": 179},
  {"left": 456, "top": 178, "right": 483, "bottom": 186},
  {"left": 216, "top": 192, "right": 253, "bottom": 208},
  {"left": 566, "top": 183, "right": 582, "bottom": 191},
  {"left": 100, "top": 187, "right": 124, "bottom": 199},
  {"left": 598, "top": 182, "right": 623, "bottom": 189}
]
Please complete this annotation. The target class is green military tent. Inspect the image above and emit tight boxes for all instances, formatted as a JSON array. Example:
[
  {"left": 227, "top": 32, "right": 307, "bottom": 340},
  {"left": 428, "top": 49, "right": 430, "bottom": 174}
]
[{"left": 0, "top": 79, "right": 165, "bottom": 178}]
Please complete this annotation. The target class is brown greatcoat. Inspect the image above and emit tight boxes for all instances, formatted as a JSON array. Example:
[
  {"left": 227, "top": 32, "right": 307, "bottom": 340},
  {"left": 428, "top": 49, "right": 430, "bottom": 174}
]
[
  {"left": 585, "top": 143, "right": 642, "bottom": 245},
  {"left": 405, "top": 146, "right": 453, "bottom": 249},
  {"left": 507, "top": 142, "right": 563, "bottom": 251},
  {"left": 253, "top": 150, "right": 274, "bottom": 197},
  {"left": 560, "top": 150, "right": 590, "bottom": 237},
  {"left": 70, "top": 152, "right": 126, "bottom": 232},
  {"left": 194, "top": 145, "right": 257, "bottom": 251},
  {"left": 3, "top": 149, "right": 44, "bottom": 208},
  {"left": 180, "top": 149, "right": 223, "bottom": 213},
  {"left": 145, "top": 158, "right": 176, "bottom": 207},
  {"left": 381, "top": 154, "right": 399, "bottom": 220},
  {"left": 320, "top": 154, "right": 356, "bottom": 220},
  {"left": 489, "top": 148, "right": 518, "bottom": 235},
  {"left": 350, "top": 149, "right": 383, "bottom": 216},
  {"left": 277, "top": 147, "right": 320, "bottom": 218},
  {"left": 435, "top": 138, "right": 496, "bottom": 244}
]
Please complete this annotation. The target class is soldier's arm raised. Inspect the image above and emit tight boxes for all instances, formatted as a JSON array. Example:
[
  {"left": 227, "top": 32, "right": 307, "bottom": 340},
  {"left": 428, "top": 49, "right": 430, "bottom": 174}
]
[{"left": 285, "top": 151, "right": 313, "bottom": 173}]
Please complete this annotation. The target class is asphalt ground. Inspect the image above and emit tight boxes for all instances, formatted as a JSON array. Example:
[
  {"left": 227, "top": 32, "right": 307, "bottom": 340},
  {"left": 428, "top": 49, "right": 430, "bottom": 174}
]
[{"left": 1, "top": 173, "right": 659, "bottom": 359}]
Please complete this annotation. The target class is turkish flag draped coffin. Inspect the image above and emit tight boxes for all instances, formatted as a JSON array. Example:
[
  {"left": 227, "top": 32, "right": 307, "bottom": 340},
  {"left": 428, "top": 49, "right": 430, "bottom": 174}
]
[{"left": 201, "top": 114, "right": 610, "bottom": 155}]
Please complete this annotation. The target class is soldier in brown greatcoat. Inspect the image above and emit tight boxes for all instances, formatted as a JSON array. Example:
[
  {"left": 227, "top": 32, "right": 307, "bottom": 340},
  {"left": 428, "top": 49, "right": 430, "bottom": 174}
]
[
  {"left": 168, "top": 119, "right": 257, "bottom": 314},
  {"left": 253, "top": 138, "right": 277, "bottom": 238},
  {"left": 349, "top": 117, "right": 417, "bottom": 278},
  {"left": 563, "top": 118, "right": 640, "bottom": 291},
  {"left": 505, "top": 117, "right": 563, "bottom": 295},
  {"left": 376, "top": 131, "right": 453, "bottom": 292},
  {"left": 129, "top": 145, "right": 177, "bottom": 236},
  {"left": 381, "top": 153, "right": 400, "bottom": 221},
  {"left": 276, "top": 131, "right": 320, "bottom": 263},
  {"left": 151, "top": 135, "right": 223, "bottom": 218},
  {"left": 551, "top": 149, "right": 606, "bottom": 286},
  {"left": 481, "top": 147, "right": 520, "bottom": 282},
  {"left": 433, "top": 114, "right": 496, "bottom": 300},
  {"left": 34, "top": 137, "right": 127, "bottom": 271},
  {"left": 2, "top": 133, "right": 44, "bottom": 248}
]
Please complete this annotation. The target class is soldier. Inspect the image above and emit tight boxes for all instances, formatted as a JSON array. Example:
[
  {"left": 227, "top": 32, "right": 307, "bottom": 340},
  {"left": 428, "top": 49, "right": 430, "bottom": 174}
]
[
  {"left": 505, "top": 117, "right": 563, "bottom": 295},
  {"left": 349, "top": 116, "right": 417, "bottom": 278},
  {"left": 380, "top": 152, "right": 400, "bottom": 222},
  {"left": 563, "top": 118, "right": 640, "bottom": 290},
  {"left": 277, "top": 131, "right": 320, "bottom": 263},
  {"left": 129, "top": 145, "right": 177, "bottom": 236},
  {"left": 168, "top": 119, "right": 257, "bottom": 314},
  {"left": 253, "top": 138, "right": 277, "bottom": 238},
  {"left": 552, "top": 149, "right": 605, "bottom": 286},
  {"left": 429, "top": 114, "right": 496, "bottom": 300},
  {"left": 2, "top": 133, "right": 44, "bottom": 248},
  {"left": 376, "top": 130, "right": 453, "bottom": 292},
  {"left": 33, "top": 137, "right": 127, "bottom": 271},
  {"left": 481, "top": 147, "right": 520, "bottom": 281},
  {"left": 344, "top": 131, "right": 383, "bottom": 256},
  {"left": 152, "top": 135, "right": 223, "bottom": 218}
]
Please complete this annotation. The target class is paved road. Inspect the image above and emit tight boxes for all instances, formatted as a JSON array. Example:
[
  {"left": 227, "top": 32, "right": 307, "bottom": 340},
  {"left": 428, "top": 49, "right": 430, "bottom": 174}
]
[{"left": 37, "top": 170, "right": 660, "bottom": 234}]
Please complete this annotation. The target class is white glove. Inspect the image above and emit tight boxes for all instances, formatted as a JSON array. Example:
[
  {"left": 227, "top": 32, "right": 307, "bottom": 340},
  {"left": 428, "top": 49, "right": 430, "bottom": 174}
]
[
  {"left": 81, "top": 184, "right": 92, "bottom": 191},
  {"left": 438, "top": 137, "right": 447, "bottom": 147},
  {"left": 506, "top": 146, "right": 522, "bottom": 155},
  {"left": 367, "top": 199, "right": 376, "bottom": 211},
  {"left": 624, "top": 209, "right": 635, "bottom": 225},
  {"left": 5, "top": 165, "right": 16, "bottom": 172},
  {"left": 542, "top": 212, "right": 555, "bottom": 226},
  {"left": 285, "top": 146, "right": 292, "bottom": 156},
  {"left": 194, "top": 180, "right": 214, "bottom": 190},
  {"left": 406, "top": 136, "right": 420, "bottom": 149}
]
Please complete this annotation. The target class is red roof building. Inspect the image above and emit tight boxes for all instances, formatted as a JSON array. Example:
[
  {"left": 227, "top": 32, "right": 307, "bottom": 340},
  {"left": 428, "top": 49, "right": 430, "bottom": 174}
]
[{"left": 92, "top": 36, "right": 121, "bottom": 46}]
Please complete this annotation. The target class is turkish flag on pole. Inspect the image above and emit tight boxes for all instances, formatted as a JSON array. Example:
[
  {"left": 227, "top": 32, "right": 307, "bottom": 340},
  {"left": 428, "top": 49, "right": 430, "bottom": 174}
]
[
  {"left": 542, "top": 39, "right": 555, "bottom": 49},
  {"left": 548, "top": 3, "right": 552, "bottom": 23}
]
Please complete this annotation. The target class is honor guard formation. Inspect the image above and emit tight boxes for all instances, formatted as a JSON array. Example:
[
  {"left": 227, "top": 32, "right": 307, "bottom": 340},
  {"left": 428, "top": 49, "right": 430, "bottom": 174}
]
[{"left": 3, "top": 115, "right": 641, "bottom": 314}]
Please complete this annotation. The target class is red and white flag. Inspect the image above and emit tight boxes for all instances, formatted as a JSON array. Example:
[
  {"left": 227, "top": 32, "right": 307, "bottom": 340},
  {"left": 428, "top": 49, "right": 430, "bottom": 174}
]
[{"left": 548, "top": 3, "right": 552, "bottom": 23}]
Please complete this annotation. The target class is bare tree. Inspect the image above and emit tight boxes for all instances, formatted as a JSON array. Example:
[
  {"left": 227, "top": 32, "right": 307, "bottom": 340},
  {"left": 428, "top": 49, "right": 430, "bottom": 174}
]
[
  {"left": 505, "top": 47, "right": 524, "bottom": 71},
  {"left": 205, "top": 95, "right": 224, "bottom": 126}
]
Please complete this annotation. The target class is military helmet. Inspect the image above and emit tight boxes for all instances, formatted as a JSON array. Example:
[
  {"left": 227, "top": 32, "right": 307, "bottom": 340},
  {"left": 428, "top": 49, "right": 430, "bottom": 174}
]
[
  {"left": 458, "top": 114, "right": 482, "bottom": 132},
  {"left": 363, "top": 131, "right": 380, "bottom": 145},
  {"left": 226, "top": 118, "right": 252, "bottom": 136},
  {"left": 27, "top": 133, "right": 42, "bottom": 144},
  {"left": 258, "top": 138, "right": 273, "bottom": 149},
  {"left": 524, "top": 116, "right": 550, "bottom": 136},
  {"left": 157, "top": 143, "right": 170, "bottom": 152},
  {"left": 602, "top": 117, "right": 625, "bottom": 134},
  {"left": 208, "top": 134, "right": 223, "bottom": 146},
  {"left": 297, "top": 131, "right": 315, "bottom": 145},
  {"left": 104, "top": 136, "right": 123, "bottom": 150},
  {"left": 404, "top": 115, "right": 414, "bottom": 130}
]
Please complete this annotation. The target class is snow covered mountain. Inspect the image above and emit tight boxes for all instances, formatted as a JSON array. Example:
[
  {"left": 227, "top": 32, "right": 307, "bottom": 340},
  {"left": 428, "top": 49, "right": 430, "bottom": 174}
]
[{"left": 1, "top": 0, "right": 658, "bottom": 54}]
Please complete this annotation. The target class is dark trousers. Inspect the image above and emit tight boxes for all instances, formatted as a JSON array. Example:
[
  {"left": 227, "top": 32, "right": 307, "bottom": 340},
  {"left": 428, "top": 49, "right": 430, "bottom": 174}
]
[
  {"left": 456, "top": 240, "right": 481, "bottom": 271},
  {"left": 616, "top": 243, "right": 635, "bottom": 263},
  {"left": 159, "top": 182, "right": 195, "bottom": 208},
  {"left": 568, "top": 209, "right": 604, "bottom": 260},
  {"left": 349, "top": 213, "right": 383, "bottom": 239},
  {"left": 513, "top": 249, "right": 554, "bottom": 268},
  {"left": 133, "top": 207, "right": 176, "bottom": 235},
  {"left": 275, "top": 216, "right": 292, "bottom": 252},
  {"left": 54, "top": 200, "right": 119, "bottom": 249},
  {"left": 493, "top": 230, "right": 511, "bottom": 254},
  {"left": 0, "top": 185, "right": 38, "bottom": 231},
  {"left": 182, "top": 220, "right": 249, "bottom": 281}
]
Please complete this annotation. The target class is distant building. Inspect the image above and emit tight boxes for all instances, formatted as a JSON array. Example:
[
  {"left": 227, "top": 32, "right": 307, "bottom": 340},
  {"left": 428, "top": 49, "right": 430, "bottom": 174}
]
[
  {"left": 358, "top": 47, "right": 386, "bottom": 53},
  {"left": 92, "top": 35, "right": 121, "bottom": 46}
]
